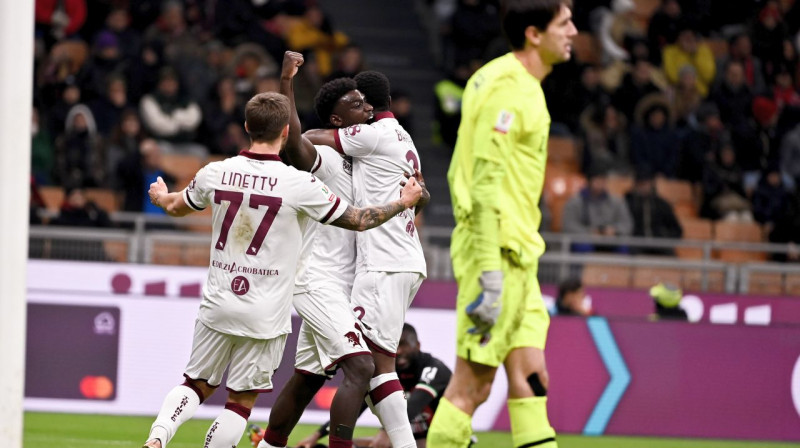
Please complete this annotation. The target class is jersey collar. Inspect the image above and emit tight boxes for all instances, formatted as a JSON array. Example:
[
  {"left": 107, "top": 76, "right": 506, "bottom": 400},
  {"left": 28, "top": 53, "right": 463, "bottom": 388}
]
[
  {"left": 373, "top": 111, "right": 395, "bottom": 121},
  {"left": 239, "top": 150, "right": 282, "bottom": 161}
]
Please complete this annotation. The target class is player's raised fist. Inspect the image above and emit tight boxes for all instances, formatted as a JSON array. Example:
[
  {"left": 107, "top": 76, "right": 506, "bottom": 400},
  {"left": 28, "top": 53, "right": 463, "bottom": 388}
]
[
  {"left": 148, "top": 176, "right": 168, "bottom": 205},
  {"left": 281, "top": 51, "right": 304, "bottom": 79}
]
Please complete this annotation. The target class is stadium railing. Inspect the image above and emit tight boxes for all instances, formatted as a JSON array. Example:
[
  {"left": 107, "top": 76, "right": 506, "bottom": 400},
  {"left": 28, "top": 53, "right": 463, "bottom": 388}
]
[{"left": 27, "top": 214, "right": 799, "bottom": 294}]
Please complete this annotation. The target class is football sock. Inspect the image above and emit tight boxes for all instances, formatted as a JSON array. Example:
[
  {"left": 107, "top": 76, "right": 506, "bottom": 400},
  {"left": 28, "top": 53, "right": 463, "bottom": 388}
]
[
  {"left": 367, "top": 373, "right": 416, "bottom": 448},
  {"left": 508, "top": 396, "right": 557, "bottom": 448},
  {"left": 147, "top": 384, "right": 202, "bottom": 446},
  {"left": 329, "top": 434, "right": 354, "bottom": 448},
  {"left": 426, "top": 397, "right": 473, "bottom": 448},
  {"left": 203, "top": 403, "right": 251, "bottom": 448},
  {"left": 260, "top": 427, "right": 288, "bottom": 447}
]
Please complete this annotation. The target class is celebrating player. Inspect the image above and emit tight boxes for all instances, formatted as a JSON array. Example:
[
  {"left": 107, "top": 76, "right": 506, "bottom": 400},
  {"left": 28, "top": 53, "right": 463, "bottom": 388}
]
[
  {"left": 141, "top": 90, "right": 423, "bottom": 448},
  {"left": 292, "top": 324, "right": 452, "bottom": 448},
  {"left": 304, "top": 70, "right": 428, "bottom": 448},
  {"left": 427, "top": 1, "right": 577, "bottom": 447}
]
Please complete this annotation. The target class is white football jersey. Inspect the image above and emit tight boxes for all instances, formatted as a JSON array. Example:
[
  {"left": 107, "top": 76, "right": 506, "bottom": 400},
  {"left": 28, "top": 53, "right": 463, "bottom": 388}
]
[
  {"left": 183, "top": 150, "right": 348, "bottom": 339},
  {"left": 334, "top": 112, "right": 427, "bottom": 276},
  {"left": 294, "top": 145, "right": 357, "bottom": 295}
]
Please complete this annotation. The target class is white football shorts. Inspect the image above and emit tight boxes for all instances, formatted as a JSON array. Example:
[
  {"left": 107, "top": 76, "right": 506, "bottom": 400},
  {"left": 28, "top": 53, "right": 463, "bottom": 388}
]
[
  {"left": 350, "top": 271, "right": 424, "bottom": 355},
  {"left": 184, "top": 319, "right": 287, "bottom": 393},
  {"left": 294, "top": 287, "right": 371, "bottom": 376}
]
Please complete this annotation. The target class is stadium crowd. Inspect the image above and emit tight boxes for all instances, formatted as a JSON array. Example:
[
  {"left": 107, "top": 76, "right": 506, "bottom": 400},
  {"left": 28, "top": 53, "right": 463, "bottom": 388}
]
[{"left": 29, "top": 0, "right": 800, "bottom": 262}]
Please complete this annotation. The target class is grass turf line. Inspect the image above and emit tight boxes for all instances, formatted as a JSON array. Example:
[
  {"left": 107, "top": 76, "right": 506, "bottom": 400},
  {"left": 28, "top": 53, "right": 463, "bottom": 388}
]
[{"left": 23, "top": 412, "right": 800, "bottom": 448}]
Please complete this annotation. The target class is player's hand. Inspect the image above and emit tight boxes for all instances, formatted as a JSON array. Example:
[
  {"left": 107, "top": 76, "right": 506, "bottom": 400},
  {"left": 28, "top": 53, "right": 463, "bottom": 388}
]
[
  {"left": 148, "top": 176, "right": 168, "bottom": 207},
  {"left": 399, "top": 176, "right": 422, "bottom": 208},
  {"left": 369, "top": 429, "right": 392, "bottom": 448},
  {"left": 466, "top": 270, "right": 503, "bottom": 336},
  {"left": 294, "top": 431, "right": 321, "bottom": 448},
  {"left": 281, "top": 51, "right": 304, "bottom": 80}
]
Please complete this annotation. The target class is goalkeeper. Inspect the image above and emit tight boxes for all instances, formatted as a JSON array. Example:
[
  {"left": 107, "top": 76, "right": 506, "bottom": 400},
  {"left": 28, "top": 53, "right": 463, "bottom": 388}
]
[{"left": 427, "top": 1, "right": 577, "bottom": 447}]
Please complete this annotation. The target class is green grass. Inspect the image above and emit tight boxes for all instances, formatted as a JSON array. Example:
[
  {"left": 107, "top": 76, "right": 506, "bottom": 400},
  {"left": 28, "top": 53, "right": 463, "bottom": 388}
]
[{"left": 23, "top": 412, "right": 800, "bottom": 448}]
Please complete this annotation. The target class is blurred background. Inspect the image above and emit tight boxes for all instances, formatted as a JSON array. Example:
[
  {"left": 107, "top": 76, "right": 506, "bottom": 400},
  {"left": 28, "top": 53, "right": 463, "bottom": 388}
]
[{"left": 23, "top": 0, "right": 800, "bottom": 444}]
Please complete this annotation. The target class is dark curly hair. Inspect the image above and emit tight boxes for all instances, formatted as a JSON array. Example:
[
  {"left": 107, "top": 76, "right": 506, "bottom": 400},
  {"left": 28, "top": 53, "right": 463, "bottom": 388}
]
[
  {"left": 354, "top": 71, "right": 391, "bottom": 111},
  {"left": 314, "top": 77, "right": 358, "bottom": 127}
]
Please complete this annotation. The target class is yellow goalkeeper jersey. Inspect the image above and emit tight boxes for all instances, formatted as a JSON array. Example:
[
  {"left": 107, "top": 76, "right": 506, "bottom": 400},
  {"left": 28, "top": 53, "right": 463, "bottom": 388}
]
[{"left": 448, "top": 52, "right": 549, "bottom": 271}]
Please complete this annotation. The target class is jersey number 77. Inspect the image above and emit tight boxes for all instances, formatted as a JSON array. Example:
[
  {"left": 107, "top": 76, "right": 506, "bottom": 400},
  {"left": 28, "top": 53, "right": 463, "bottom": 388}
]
[{"left": 214, "top": 189, "right": 283, "bottom": 255}]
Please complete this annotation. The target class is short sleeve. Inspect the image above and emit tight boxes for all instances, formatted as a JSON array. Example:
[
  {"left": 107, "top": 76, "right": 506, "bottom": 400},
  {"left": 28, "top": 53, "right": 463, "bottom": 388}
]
[
  {"left": 183, "top": 165, "right": 211, "bottom": 211},
  {"left": 311, "top": 145, "right": 345, "bottom": 182},
  {"left": 334, "top": 123, "right": 380, "bottom": 158},
  {"left": 296, "top": 172, "right": 349, "bottom": 224}
]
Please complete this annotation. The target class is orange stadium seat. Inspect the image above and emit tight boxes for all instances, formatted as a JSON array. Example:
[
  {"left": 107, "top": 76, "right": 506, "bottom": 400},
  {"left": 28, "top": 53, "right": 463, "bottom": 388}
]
[
  {"left": 85, "top": 188, "right": 119, "bottom": 212},
  {"left": 747, "top": 272, "right": 784, "bottom": 295},
  {"left": 683, "top": 270, "right": 725, "bottom": 292},
  {"left": 547, "top": 136, "right": 580, "bottom": 171},
  {"left": 103, "top": 241, "right": 129, "bottom": 263},
  {"left": 38, "top": 186, "right": 65, "bottom": 212},
  {"left": 713, "top": 221, "right": 766, "bottom": 262},
  {"left": 655, "top": 177, "right": 694, "bottom": 205},
  {"left": 582, "top": 264, "right": 632, "bottom": 288},
  {"left": 785, "top": 274, "right": 800, "bottom": 296},
  {"left": 632, "top": 266, "right": 683, "bottom": 289},
  {"left": 675, "top": 218, "right": 712, "bottom": 259},
  {"left": 161, "top": 154, "right": 205, "bottom": 189},
  {"left": 543, "top": 171, "right": 586, "bottom": 232}
]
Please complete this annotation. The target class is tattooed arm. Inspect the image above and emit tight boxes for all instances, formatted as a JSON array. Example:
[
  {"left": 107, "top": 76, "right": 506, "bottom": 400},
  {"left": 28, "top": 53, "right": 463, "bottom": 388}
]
[{"left": 331, "top": 177, "right": 422, "bottom": 231}]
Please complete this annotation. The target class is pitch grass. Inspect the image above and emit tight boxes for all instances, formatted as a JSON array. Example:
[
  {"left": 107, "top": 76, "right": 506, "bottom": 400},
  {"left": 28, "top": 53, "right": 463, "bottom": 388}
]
[{"left": 23, "top": 412, "right": 800, "bottom": 448}]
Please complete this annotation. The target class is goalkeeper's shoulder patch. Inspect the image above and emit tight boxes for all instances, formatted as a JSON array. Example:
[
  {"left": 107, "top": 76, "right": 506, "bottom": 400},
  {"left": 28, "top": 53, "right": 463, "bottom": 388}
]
[{"left": 493, "top": 110, "right": 514, "bottom": 134}]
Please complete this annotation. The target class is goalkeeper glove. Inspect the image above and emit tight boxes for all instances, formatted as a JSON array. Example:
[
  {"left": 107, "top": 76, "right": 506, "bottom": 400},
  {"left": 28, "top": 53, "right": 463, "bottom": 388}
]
[{"left": 466, "top": 270, "right": 503, "bottom": 336}]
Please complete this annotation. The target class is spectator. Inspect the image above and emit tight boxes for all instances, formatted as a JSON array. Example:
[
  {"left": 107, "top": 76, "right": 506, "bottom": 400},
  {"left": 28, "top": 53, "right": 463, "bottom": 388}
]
[
  {"left": 55, "top": 104, "right": 104, "bottom": 188},
  {"left": 31, "top": 106, "right": 55, "bottom": 186},
  {"left": 612, "top": 58, "right": 662, "bottom": 121},
  {"left": 448, "top": 0, "right": 500, "bottom": 67},
  {"left": 143, "top": 0, "right": 206, "bottom": 84},
  {"left": 579, "top": 101, "right": 631, "bottom": 176},
  {"left": 769, "top": 189, "right": 800, "bottom": 262},
  {"left": 647, "top": 0, "right": 683, "bottom": 63},
  {"left": 81, "top": 30, "right": 126, "bottom": 102},
  {"left": 670, "top": 65, "right": 703, "bottom": 127},
  {"left": 228, "top": 43, "right": 278, "bottom": 100},
  {"left": 280, "top": 5, "right": 348, "bottom": 78},
  {"left": 772, "top": 64, "right": 800, "bottom": 109},
  {"left": 711, "top": 60, "right": 754, "bottom": 135},
  {"left": 562, "top": 166, "right": 634, "bottom": 253},
  {"left": 89, "top": 74, "right": 129, "bottom": 137},
  {"left": 630, "top": 94, "right": 680, "bottom": 178},
  {"left": 750, "top": 1, "right": 788, "bottom": 80},
  {"left": 327, "top": 43, "right": 365, "bottom": 81},
  {"left": 35, "top": 0, "right": 87, "bottom": 48},
  {"left": 103, "top": 7, "right": 142, "bottom": 64},
  {"left": 390, "top": 89, "right": 415, "bottom": 136},
  {"left": 139, "top": 66, "right": 206, "bottom": 158},
  {"left": 49, "top": 185, "right": 112, "bottom": 261},
  {"left": 752, "top": 168, "right": 789, "bottom": 233},
  {"left": 127, "top": 40, "right": 164, "bottom": 104},
  {"left": 47, "top": 81, "right": 82, "bottom": 138},
  {"left": 105, "top": 108, "right": 146, "bottom": 187},
  {"left": 554, "top": 277, "right": 591, "bottom": 317},
  {"left": 625, "top": 170, "right": 683, "bottom": 254},
  {"left": 434, "top": 63, "right": 473, "bottom": 149},
  {"left": 649, "top": 283, "right": 688, "bottom": 321},
  {"left": 780, "top": 120, "right": 800, "bottom": 190},
  {"left": 116, "top": 138, "right": 174, "bottom": 214},
  {"left": 678, "top": 102, "right": 727, "bottom": 185},
  {"left": 200, "top": 77, "right": 244, "bottom": 156},
  {"left": 701, "top": 144, "right": 753, "bottom": 221},
  {"left": 662, "top": 23, "right": 716, "bottom": 97},
  {"left": 717, "top": 33, "right": 766, "bottom": 95}
]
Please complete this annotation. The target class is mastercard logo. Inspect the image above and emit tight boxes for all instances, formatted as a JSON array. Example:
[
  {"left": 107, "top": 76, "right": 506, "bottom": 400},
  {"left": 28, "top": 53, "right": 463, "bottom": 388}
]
[{"left": 79, "top": 375, "right": 114, "bottom": 399}]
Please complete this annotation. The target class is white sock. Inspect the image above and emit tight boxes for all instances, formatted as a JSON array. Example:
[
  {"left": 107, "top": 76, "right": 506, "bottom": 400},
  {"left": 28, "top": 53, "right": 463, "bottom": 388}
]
[
  {"left": 368, "top": 373, "right": 415, "bottom": 448},
  {"left": 148, "top": 384, "right": 202, "bottom": 446},
  {"left": 204, "top": 405, "right": 250, "bottom": 448},
  {"left": 257, "top": 441, "right": 281, "bottom": 448}
]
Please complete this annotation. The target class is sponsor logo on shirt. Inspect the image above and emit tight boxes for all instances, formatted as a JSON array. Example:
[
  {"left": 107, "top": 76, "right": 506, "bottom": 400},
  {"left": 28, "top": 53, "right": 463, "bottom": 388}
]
[
  {"left": 213, "top": 260, "right": 279, "bottom": 276},
  {"left": 346, "top": 124, "right": 362, "bottom": 136},
  {"left": 493, "top": 110, "right": 514, "bottom": 134},
  {"left": 231, "top": 276, "right": 250, "bottom": 295}
]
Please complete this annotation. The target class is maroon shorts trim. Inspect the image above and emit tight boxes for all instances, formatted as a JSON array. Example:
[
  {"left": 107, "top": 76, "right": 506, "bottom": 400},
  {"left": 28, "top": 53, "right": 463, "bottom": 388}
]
[
  {"left": 225, "top": 386, "right": 272, "bottom": 394},
  {"left": 362, "top": 334, "right": 396, "bottom": 358},
  {"left": 295, "top": 368, "right": 327, "bottom": 378},
  {"left": 324, "top": 350, "right": 372, "bottom": 371}
]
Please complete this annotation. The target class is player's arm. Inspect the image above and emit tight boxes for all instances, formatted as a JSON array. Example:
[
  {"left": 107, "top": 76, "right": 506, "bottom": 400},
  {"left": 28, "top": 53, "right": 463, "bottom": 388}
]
[
  {"left": 331, "top": 177, "right": 422, "bottom": 231},
  {"left": 148, "top": 176, "right": 195, "bottom": 217},
  {"left": 405, "top": 169, "right": 430, "bottom": 215},
  {"left": 408, "top": 358, "right": 451, "bottom": 419},
  {"left": 303, "top": 128, "right": 337, "bottom": 149},
  {"left": 467, "top": 99, "right": 520, "bottom": 333},
  {"left": 280, "top": 51, "right": 318, "bottom": 172}
]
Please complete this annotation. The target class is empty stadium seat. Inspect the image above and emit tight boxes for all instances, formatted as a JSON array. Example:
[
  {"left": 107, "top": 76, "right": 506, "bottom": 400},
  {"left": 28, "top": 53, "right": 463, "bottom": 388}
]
[
  {"left": 747, "top": 272, "right": 784, "bottom": 295},
  {"left": 784, "top": 274, "right": 800, "bottom": 296},
  {"left": 547, "top": 136, "right": 580, "bottom": 171},
  {"left": 713, "top": 221, "right": 766, "bottom": 262},
  {"left": 543, "top": 171, "right": 586, "bottom": 232},
  {"left": 38, "top": 186, "right": 65, "bottom": 212},
  {"left": 85, "top": 188, "right": 119, "bottom": 212},
  {"left": 161, "top": 154, "right": 205, "bottom": 189},
  {"left": 632, "top": 266, "right": 683, "bottom": 289},
  {"left": 676, "top": 218, "right": 713, "bottom": 259},
  {"left": 683, "top": 270, "right": 725, "bottom": 292},
  {"left": 655, "top": 178, "right": 694, "bottom": 206},
  {"left": 103, "top": 241, "right": 128, "bottom": 263},
  {"left": 582, "top": 264, "right": 632, "bottom": 288}
]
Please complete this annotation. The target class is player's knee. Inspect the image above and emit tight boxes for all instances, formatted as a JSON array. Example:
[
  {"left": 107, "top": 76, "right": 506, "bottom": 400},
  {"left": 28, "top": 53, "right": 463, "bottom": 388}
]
[
  {"left": 527, "top": 371, "right": 548, "bottom": 396},
  {"left": 341, "top": 353, "right": 374, "bottom": 385}
]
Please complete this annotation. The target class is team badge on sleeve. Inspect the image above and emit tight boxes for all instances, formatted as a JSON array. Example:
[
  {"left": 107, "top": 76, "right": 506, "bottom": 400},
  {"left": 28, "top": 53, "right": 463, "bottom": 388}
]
[{"left": 494, "top": 110, "right": 514, "bottom": 134}]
